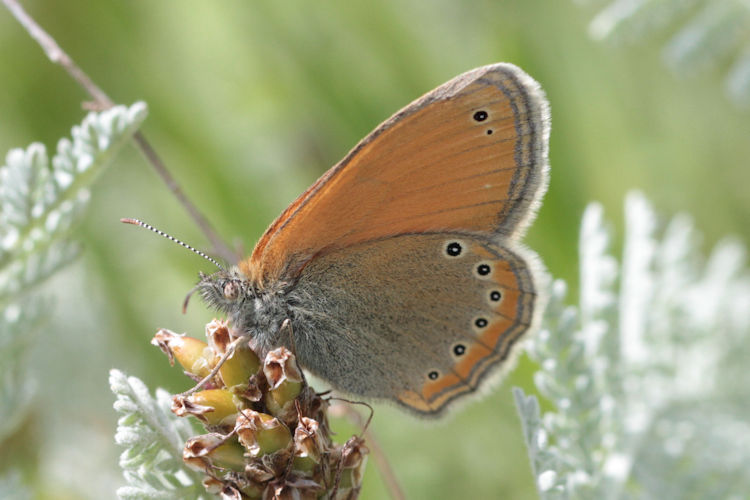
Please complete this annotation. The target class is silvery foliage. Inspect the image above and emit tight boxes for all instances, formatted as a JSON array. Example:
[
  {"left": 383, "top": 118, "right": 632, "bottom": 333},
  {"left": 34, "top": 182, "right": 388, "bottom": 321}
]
[
  {"left": 575, "top": 0, "right": 750, "bottom": 108},
  {"left": 110, "top": 370, "right": 209, "bottom": 500},
  {"left": 0, "top": 102, "right": 147, "bottom": 443},
  {"left": 515, "top": 192, "right": 750, "bottom": 499}
]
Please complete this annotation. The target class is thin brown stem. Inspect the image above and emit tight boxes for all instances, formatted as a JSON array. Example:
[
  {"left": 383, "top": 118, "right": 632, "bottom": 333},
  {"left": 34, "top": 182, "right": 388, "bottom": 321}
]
[
  {"left": 131, "top": 133, "right": 237, "bottom": 262},
  {"left": 2, "top": 0, "right": 112, "bottom": 106},
  {"left": 179, "top": 336, "right": 246, "bottom": 397},
  {"left": 336, "top": 403, "right": 407, "bottom": 500},
  {"left": 2, "top": 0, "right": 236, "bottom": 263}
]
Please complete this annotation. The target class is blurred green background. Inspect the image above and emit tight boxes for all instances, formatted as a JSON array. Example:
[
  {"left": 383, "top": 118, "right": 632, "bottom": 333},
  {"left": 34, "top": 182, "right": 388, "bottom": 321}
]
[{"left": 1, "top": 0, "right": 749, "bottom": 499}]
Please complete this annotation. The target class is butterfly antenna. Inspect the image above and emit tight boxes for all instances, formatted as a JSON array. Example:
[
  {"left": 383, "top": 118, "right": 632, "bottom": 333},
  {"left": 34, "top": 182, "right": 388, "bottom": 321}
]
[{"left": 121, "top": 218, "right": 225, "bottom": 270}]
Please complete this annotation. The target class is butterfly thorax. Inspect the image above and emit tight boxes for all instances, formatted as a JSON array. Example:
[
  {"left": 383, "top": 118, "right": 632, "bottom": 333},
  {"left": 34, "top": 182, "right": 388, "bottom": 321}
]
[{"left": 196, "top": 266, "right": 291, "bottom": 355}]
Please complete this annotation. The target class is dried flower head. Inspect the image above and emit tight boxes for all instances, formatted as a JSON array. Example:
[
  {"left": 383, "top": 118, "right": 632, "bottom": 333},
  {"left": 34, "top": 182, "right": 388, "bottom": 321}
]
[{"left": 153, "top": 319, "right": 368, "bottom": 499}]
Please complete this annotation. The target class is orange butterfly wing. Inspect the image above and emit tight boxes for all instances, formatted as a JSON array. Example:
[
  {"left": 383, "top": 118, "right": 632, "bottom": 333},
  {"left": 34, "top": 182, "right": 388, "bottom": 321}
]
[{"left": 241, "top": 63, "right": 549, "bottom": 285}]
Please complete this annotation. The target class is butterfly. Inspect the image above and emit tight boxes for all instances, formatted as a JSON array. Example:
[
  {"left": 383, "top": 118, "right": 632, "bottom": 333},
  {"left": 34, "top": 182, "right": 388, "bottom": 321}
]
[{"left": 187, "top": 63, "right": 548, "bottom": 418}]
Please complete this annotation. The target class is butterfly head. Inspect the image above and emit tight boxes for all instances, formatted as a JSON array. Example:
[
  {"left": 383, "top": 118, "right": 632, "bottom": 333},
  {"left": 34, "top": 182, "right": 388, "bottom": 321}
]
[
  {"left": 193, "top": 267, "right": 256, "bottom": 315},
  {"left": 192, "top": 266, "right": 289, "bottom": 353},
  {"left": 120, "top": 218, "right": 251, "bottom": 314}
]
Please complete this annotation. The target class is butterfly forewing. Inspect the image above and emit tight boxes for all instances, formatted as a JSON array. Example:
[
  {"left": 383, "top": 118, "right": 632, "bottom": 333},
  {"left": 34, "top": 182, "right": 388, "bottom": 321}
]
[{"left": 244, "top": 63, "right": 549, "bottom": 285}]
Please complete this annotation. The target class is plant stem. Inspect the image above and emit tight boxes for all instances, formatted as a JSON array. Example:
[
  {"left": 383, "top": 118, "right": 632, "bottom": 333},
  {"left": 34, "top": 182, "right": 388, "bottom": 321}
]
[
  {"left": 338, "top": 404, "right": 406, "bottom": 500},
  {"left": 2, "top": 0, "right": 237, "bottom": 263}
]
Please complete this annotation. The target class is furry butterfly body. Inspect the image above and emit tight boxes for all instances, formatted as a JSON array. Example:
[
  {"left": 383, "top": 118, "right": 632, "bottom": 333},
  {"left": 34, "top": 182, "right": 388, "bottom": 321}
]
[{"left": 199, "top": 63, "right": 550, "bottom": 417}]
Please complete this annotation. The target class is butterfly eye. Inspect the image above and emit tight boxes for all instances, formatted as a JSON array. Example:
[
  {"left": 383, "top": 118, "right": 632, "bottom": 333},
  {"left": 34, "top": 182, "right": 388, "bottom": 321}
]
[{"left": 223, "top": 281, "right": 240, "bottom": 300}]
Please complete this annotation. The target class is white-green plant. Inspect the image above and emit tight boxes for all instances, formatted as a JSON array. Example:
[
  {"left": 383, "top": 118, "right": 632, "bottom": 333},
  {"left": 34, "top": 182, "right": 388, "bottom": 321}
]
[
  {"left": 0, "top": 102, "right": 147, "bottom": 444},
  {"left": 515, "top": 192, "right": 750, "bottom": 499},
  {"left": 110, "top": 369, "right": 208, "bottom": 500},
  {"left": 576, "top": 0, "right": 750, "bottom": 108}
]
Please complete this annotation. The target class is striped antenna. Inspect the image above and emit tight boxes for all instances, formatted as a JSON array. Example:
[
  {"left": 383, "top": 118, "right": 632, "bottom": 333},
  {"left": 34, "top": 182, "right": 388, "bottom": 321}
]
[{"left": 121, "top": 218, "right": 224, "bottom": 270}]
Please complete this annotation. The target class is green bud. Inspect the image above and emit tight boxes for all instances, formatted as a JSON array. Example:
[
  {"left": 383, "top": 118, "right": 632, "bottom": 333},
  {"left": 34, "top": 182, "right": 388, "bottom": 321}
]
[
  {"left": 178, "top": 389, "right": 238, "bottom": 427},
  {"left": 292, "top": 455, "right": 318, "bottom": 475},
  {"left": 183, "top": 433, "right": 245, "bottom": 473},
  {"left": 236, "top": 410, "right": 292, "bottom": 457},
  {"left": 152, "top": 329, "right": 212, "bottom": 379},
  {"left": 263, "top": 347, "right": 303, "bottom": 414},
  {"left": 220, "top": 345, "right": 261, "bottom": 388},
  {"left": 265, "top": 379, "right": 303, "bottom": 415},
  {"left": 208, "top": 439, "right": 246, "bottom": 472}
]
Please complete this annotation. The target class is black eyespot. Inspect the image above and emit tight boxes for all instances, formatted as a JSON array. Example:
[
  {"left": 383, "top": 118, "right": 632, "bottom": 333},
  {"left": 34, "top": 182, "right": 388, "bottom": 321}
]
[
  {"left": 490, "top": 290, "right": 502, "bottom": 302},
  {"left": 446, "top": 241, "right": 462, "bottom": 257},
  {"left": 477, "top": 264, "right": 491, "bottom": 276},
  {"left": 475, "top": 318, "right": 488, "bottom": 328},
  {"left": 428, "top": 371, "right": 439, "bottom": 380},
  {"left": 473, "top": 110, "right": 488, "bottom": 122},
  {"left": 486, "top": 129, "right": 493, "bottom": 135},
  {"left": 453, "top": 344, "right": 466, "bottom": 356}
]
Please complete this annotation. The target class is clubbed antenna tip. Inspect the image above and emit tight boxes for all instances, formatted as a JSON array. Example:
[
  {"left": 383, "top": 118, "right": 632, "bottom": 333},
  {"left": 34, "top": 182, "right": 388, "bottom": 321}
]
[{"left": 121, "top": 218, "right": 225, "bottom": 271}]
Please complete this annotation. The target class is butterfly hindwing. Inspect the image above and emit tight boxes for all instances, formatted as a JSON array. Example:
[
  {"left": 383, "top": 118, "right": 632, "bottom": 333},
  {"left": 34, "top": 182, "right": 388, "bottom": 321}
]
[{"left": 285, "top": 232, "right": 539, "bottom": 417}]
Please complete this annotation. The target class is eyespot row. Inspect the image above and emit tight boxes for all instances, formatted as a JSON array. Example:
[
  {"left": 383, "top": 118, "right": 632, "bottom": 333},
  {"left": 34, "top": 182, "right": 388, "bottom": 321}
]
[
  {"left": 426, "top": 239, "right": 507, "bottom": 382},
  {"left": 444, "top": 240, "right": 504, "bottom": 300},
  {"left": 426, "top": 315, "right": 499, "bottom": 382}
]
